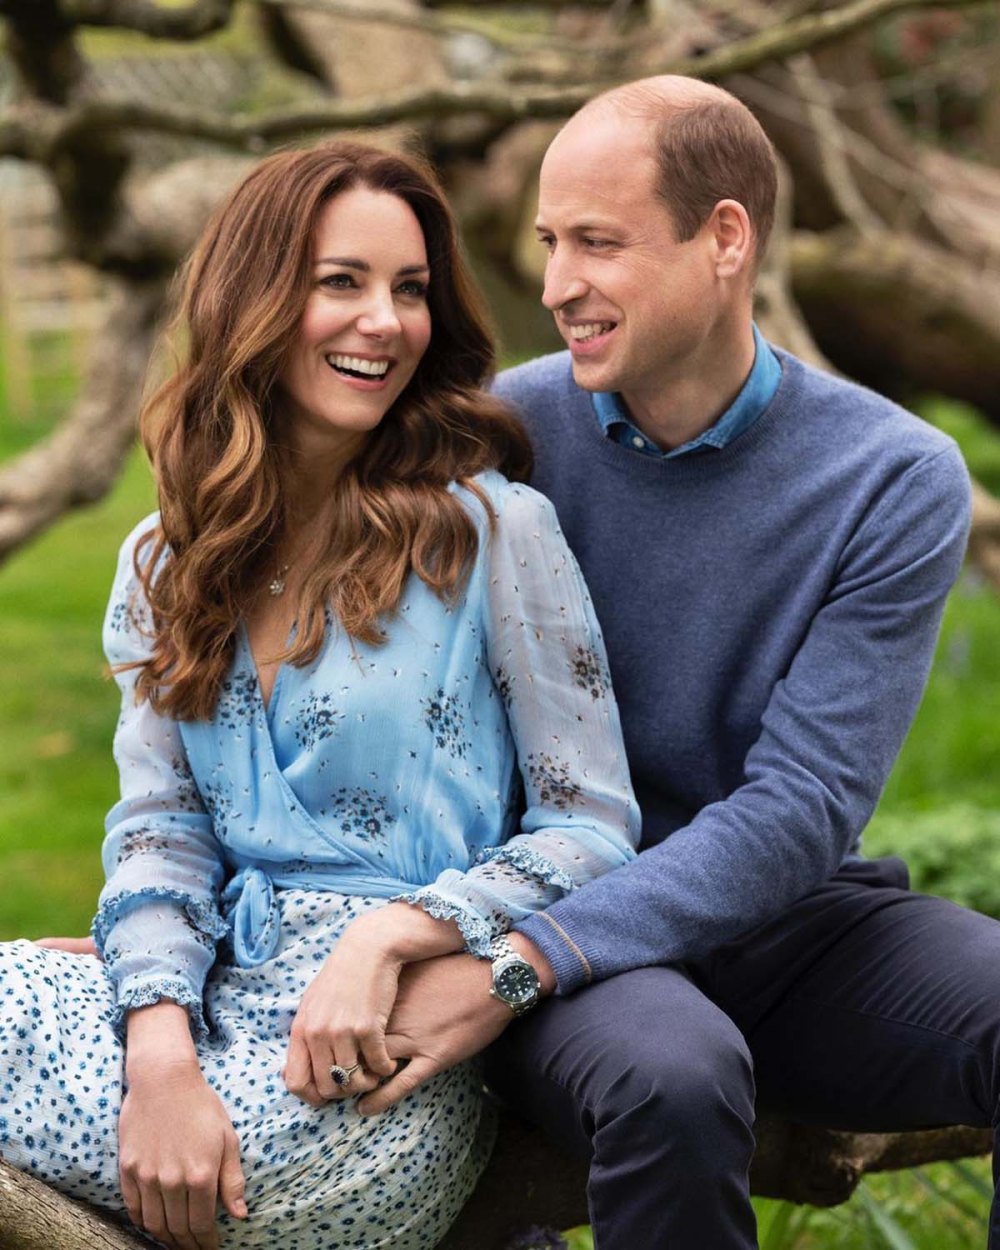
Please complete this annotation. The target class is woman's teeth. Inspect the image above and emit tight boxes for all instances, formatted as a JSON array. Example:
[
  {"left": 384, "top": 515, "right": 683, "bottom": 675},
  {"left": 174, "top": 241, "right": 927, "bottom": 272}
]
[
  {"left": 569, "top": 323, "right": 615, "bottom": 342},
  {"left": 326, "top": 354, "right": 391, "bottom": 377}
]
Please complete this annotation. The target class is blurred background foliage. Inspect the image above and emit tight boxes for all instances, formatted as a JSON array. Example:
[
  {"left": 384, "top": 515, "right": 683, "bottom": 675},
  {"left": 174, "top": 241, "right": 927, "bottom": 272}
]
[{"left": 2, "top": 1, "right": 1000, "bottom": 1246}]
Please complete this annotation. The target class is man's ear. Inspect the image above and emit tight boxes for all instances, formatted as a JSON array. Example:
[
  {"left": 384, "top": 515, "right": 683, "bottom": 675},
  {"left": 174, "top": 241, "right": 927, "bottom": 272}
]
[{"left": 708, "top": 199, "right": 753, "bottom": 280}]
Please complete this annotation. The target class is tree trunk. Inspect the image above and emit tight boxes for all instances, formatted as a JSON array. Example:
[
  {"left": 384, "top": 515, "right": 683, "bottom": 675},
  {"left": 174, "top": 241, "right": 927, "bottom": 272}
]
[{"left": 2, "top": 1111, "right": 992, "bottom": 1250}]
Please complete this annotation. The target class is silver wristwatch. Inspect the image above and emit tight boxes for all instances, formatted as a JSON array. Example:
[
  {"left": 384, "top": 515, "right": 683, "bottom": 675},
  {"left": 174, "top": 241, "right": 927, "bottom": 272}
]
[{"left": 487, "top": 935, "right": 541, "bottom": 1017}]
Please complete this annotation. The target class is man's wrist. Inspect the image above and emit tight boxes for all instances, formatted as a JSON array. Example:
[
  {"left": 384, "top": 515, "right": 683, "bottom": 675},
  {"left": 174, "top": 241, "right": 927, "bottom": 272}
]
[{"left": 505, "top": 931, "right": 557, "bottom": 997}]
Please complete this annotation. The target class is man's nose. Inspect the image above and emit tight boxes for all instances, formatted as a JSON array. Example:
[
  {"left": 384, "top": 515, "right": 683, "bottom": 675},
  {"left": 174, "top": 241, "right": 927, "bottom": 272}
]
[
  {"left": 357, "top": 289, "right": 401, "bottom": 337},
  {"left": 542, "top": 252, "right": 589, "bottom": 312}
]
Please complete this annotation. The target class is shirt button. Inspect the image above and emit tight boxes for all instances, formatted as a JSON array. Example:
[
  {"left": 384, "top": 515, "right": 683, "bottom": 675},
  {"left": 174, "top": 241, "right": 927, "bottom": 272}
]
[{"left": 631, "top": 435, "right": 645, "bottom": 449}]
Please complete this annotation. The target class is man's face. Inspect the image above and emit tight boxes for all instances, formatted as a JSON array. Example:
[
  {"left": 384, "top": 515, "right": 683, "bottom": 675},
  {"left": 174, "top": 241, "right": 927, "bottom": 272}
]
[{"left": 536, "top": 109, "right": 722, "bottom": 411}]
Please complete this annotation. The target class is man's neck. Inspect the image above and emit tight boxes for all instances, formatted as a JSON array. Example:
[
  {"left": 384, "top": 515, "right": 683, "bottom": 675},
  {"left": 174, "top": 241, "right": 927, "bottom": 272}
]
[{"left": 619, "top": 320, "right": 757, "bottom": 453}]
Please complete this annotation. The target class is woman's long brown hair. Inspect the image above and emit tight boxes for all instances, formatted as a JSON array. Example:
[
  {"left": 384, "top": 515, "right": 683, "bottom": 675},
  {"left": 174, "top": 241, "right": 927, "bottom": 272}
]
[{"left": 131, "top": 140, "right": 532, "bottom": 721}]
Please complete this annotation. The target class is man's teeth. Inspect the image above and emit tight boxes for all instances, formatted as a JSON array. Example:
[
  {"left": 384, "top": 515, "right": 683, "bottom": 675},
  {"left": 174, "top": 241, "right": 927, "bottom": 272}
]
[
  {"left": 569, "top": 323, "right": 614, "bottom": 342},
  {"left": 326, "top": 354, "right": 390, "bottom": 377}
]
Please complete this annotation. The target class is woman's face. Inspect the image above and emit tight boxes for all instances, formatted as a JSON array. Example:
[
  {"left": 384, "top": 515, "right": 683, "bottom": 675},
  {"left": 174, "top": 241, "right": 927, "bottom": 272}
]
[{"left": 278, "top": 186, "right": 433, "bottom": 459}]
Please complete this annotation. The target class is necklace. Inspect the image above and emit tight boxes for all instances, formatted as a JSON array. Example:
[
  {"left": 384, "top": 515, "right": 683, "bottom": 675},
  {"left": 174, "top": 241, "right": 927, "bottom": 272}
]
[{"left": 268, "top": 563, "right": 291, "bottom": 597}]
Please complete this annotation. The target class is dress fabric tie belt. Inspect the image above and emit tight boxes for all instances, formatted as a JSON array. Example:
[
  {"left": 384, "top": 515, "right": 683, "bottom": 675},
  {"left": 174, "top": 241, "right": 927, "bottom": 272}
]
[
  {"left": 222, "top": 866, "right": 281, "bottom": 968},
  {"left": 219, "top": 863, "right": 423, "bottom": 967}
]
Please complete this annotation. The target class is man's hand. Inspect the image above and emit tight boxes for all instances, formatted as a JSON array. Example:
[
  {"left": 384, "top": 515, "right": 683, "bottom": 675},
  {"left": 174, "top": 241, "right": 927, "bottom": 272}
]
[
  {"left": 358, "top": 934, "right": 555, "bottom": 1116},
  {"left": 34, "top": 936, "right": 99, "bottom": 956}
]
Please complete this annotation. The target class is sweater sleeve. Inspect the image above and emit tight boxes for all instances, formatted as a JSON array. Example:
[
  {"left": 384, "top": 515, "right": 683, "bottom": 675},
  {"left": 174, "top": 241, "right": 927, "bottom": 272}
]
[
  {"left": 396, "top": 482, "right": 640, "bottom": 956},
  {"left": 517, "top": 444, "right": 972, "bottom": 991},
  {"left": 91, "top": 519, "right": 229, "bottom": 1040}
]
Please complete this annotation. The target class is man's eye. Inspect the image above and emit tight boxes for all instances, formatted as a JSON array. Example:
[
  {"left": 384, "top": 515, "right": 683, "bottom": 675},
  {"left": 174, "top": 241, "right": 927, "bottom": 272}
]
[
  {"left": 537, "top": 235, "right": 555, "bottom": 251},
  {"left": 583, "top": 237, "right": 612, "bottom": 250}
]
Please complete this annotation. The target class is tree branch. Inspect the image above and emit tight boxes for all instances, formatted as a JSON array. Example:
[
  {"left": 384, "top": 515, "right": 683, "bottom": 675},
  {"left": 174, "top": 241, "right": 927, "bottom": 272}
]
[
  {"left": 0, "top": 0, "right": 988, "bottom": 161},
  {"left": 0, "top": 1156, "right": 145, "bottom": 1250},
  {"left": 670, "top": 0, "right": 990, "bottom": 81},
  {"left": 790, "top": 226, "right": 1000, "bottom": 423},
  {"left": 57, "top": 0, "right": 235, "bottom": 40},
  {"left": 0, "top": 276, "right": 164, "bottom": 563},
  {"left": 255, "top": 0, "right": 567, "bottom": 54},
  {"left": 1, "top": 85, "right": 596, "bottom": 158},
  {"left": 786, "top": 52, "right": 883, "bottom": 234}
]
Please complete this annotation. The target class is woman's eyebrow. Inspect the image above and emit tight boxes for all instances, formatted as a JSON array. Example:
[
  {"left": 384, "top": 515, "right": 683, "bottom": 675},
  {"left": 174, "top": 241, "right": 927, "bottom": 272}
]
[{"left": 314, "top": 257, "right": 430, "bottom": 277}]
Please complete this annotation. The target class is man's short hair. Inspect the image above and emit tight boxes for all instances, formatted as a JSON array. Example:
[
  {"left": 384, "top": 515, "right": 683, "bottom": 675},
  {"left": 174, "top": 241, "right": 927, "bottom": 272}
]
[{"left": 592, "top": 81, "right": 779, "bottom": 264}]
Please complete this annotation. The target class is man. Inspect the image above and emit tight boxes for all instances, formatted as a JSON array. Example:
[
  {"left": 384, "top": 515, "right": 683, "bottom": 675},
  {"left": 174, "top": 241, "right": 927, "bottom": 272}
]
[
  {"left": 50, "top": 75, "right": 993, "bottom": 1246},
  {"left": 361, "top": 74, "right": 1000, "bottom": 1248}
]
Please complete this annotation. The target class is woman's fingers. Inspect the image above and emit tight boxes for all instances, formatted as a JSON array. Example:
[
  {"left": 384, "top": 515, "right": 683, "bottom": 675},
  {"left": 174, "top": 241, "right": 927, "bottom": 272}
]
[
  {"left": 356, "top": 1023, "right": 396, "bottom": 1079},
  {"left": 187, "top": 1182, "right": 222, "bottom": 1250},
  {"left": 120, "top": 1167, "right": 144, "bottom": 1234},
  {"left": 162, "top": 1178, "right": 201, "bottom": 1250},
  {"left": 137, "top": 1178, "right": 171, "bottom": 1247},
  {"left": 329, "top": 1050, "right": 382, "bottom": 1097},
  {"left": 283, "top": 1030, "right": 322, "bottom": 1104},
  {"left": 218, "top": 1133, "right": 249, "bottom": 1222}
]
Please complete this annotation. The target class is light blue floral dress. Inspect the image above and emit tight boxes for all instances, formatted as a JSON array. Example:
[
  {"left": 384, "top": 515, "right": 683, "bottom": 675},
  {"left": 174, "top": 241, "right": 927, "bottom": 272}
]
[{"left": 0, "top": 472, "right": 638, "bottom": 1248}]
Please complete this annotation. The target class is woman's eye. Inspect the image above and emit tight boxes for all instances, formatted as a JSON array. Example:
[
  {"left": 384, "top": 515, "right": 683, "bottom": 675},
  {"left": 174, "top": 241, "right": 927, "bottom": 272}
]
[
  {"left": 396, "top": 280, "right": 428, "bottom": 298},
  {"left": 321, "top": 273, "right": 356, "bottom": 290}
]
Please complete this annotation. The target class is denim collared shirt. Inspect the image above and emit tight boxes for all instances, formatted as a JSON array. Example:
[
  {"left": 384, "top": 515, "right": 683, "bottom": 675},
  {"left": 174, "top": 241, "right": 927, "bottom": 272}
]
[{"left": 591, "top": 324, "right": 782, "bottom": 458}]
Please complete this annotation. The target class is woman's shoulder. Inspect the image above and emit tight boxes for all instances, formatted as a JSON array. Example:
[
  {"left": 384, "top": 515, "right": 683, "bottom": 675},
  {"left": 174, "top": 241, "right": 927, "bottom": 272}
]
[
  {"left": 452, "top": 470, "right": 559, "bottom": 535},
  {"left": 116, "top": 511, "right": 162, "bottom": 566},
  {"left": 109, "top": 511, "right": 163, "bottom": 592}
]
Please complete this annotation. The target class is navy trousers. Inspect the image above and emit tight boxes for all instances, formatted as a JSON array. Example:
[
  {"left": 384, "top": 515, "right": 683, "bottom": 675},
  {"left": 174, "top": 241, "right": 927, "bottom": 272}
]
[{"left": 485, "top": 858, "right": 1000, "bottom": 1249}]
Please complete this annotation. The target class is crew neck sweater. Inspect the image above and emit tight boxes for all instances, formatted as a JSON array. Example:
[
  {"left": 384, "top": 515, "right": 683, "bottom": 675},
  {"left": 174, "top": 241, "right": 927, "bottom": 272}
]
[{"left": 495, "top": 348, "right": 972, "bottom": 994}]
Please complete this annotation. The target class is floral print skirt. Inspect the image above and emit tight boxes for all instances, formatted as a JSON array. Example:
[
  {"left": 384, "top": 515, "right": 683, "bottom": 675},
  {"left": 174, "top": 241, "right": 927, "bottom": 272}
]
[{"left": 0, "top": 890, "right": 494, "bottom": 1248}]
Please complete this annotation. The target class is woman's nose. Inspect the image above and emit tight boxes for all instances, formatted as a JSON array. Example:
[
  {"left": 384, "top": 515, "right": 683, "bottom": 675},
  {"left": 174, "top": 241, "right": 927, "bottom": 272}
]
[{"left": 356, "top": 289, "right": 401, "bottom": 337}]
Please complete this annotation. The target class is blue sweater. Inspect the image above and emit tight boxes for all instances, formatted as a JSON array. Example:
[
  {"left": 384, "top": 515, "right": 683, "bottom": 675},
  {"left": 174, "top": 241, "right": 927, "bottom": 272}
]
[{"left": 496, "top": 348, "right": 972, "bottom": 994}]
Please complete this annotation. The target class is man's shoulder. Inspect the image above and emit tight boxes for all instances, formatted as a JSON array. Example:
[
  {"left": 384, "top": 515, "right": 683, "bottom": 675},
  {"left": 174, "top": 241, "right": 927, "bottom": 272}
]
[
  {"left": 776, "top": 348, "right": 958, "bottom": 461},
  {"left": 493, "top": 351, "right": 578, "bottom": 410}
]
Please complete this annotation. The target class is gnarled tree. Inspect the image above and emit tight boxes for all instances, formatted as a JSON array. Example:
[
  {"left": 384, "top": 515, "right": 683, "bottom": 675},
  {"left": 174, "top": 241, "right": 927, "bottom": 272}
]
[
  {"left": 1, "top": 1, "right": 999, "bottom": 1244},
  {"left": 0, "top": 0, "right": 998, "bottom": 576}
]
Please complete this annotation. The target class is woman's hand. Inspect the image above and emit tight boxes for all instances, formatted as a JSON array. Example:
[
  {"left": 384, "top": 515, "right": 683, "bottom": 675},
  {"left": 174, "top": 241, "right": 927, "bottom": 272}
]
[
  {"left": 284, "top": 902, "right": 464, "bottom": 1107},
  {"left": 123, "top": 1003, "right": 247, "bottom": 1250}
]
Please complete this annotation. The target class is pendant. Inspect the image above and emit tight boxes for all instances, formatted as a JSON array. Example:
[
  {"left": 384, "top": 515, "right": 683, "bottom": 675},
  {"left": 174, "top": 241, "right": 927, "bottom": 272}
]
[{"left": 269, "top": 563, "right": 290, "bottom": 597}]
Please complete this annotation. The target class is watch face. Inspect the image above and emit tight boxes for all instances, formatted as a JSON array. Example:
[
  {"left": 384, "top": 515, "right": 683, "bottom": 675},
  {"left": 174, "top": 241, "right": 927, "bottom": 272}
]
[{"left": 495, "top": 962, "right": 539, "bottom": 1005}]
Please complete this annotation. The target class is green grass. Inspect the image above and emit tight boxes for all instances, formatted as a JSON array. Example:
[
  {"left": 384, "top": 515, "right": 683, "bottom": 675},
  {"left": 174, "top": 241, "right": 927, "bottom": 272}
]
[
  {"left": 0, "top": 447, "right": 156, "bottom": 936},
  {"left": 1, "top": 341, "right": 998, "bottom": 1246}
]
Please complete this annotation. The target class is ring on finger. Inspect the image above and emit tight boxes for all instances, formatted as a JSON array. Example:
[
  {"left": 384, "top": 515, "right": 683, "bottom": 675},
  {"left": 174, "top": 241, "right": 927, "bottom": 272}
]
[{"left": 330, "top": 1061, "right": 363, "bottom": 1088}]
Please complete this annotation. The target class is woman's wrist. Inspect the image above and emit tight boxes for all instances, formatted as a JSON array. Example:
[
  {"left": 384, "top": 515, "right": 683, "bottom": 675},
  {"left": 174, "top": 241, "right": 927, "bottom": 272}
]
[
  {"left": 124, "top": 999, "right": 200, "bottom": 1080},
  {"left": 342, "top": 901, "right": 465, "bottom": 962}
]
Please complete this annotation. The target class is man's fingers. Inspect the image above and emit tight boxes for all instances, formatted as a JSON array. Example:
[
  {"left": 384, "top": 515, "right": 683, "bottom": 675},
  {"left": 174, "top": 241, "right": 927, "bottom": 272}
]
[
  {"left": 34, "top": 936, "right": 99, "bottom": 957},
  {"left": 218, "top": 1135, "right": 249, "bottom": 1221},
  {"left": 357, "top": 1055, "right": 437, "bottom": 1117}
]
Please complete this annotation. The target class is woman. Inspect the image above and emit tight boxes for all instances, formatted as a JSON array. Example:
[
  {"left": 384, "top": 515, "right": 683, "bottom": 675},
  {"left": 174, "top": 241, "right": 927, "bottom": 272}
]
[{"left": 0, "top": 140, "right": 638, "bottom": 1249}]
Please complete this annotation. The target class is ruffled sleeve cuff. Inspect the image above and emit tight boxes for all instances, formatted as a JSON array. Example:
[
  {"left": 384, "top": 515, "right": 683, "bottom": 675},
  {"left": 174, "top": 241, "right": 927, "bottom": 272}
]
[
  {"left": 390, "top": 888, "right": 497, "bottom": 958},
  {"left": 112, "top": 975, "right": 212, "bottom": 1043},
  {"left": 92, "top": 886, "right": 229, "bottom": 954}
]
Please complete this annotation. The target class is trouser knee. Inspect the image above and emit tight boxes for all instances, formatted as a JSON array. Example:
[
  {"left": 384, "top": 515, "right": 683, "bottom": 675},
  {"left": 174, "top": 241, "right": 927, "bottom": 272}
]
[{"left": 589, "top": 1020, "right": 755, "bottom": 1159}]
